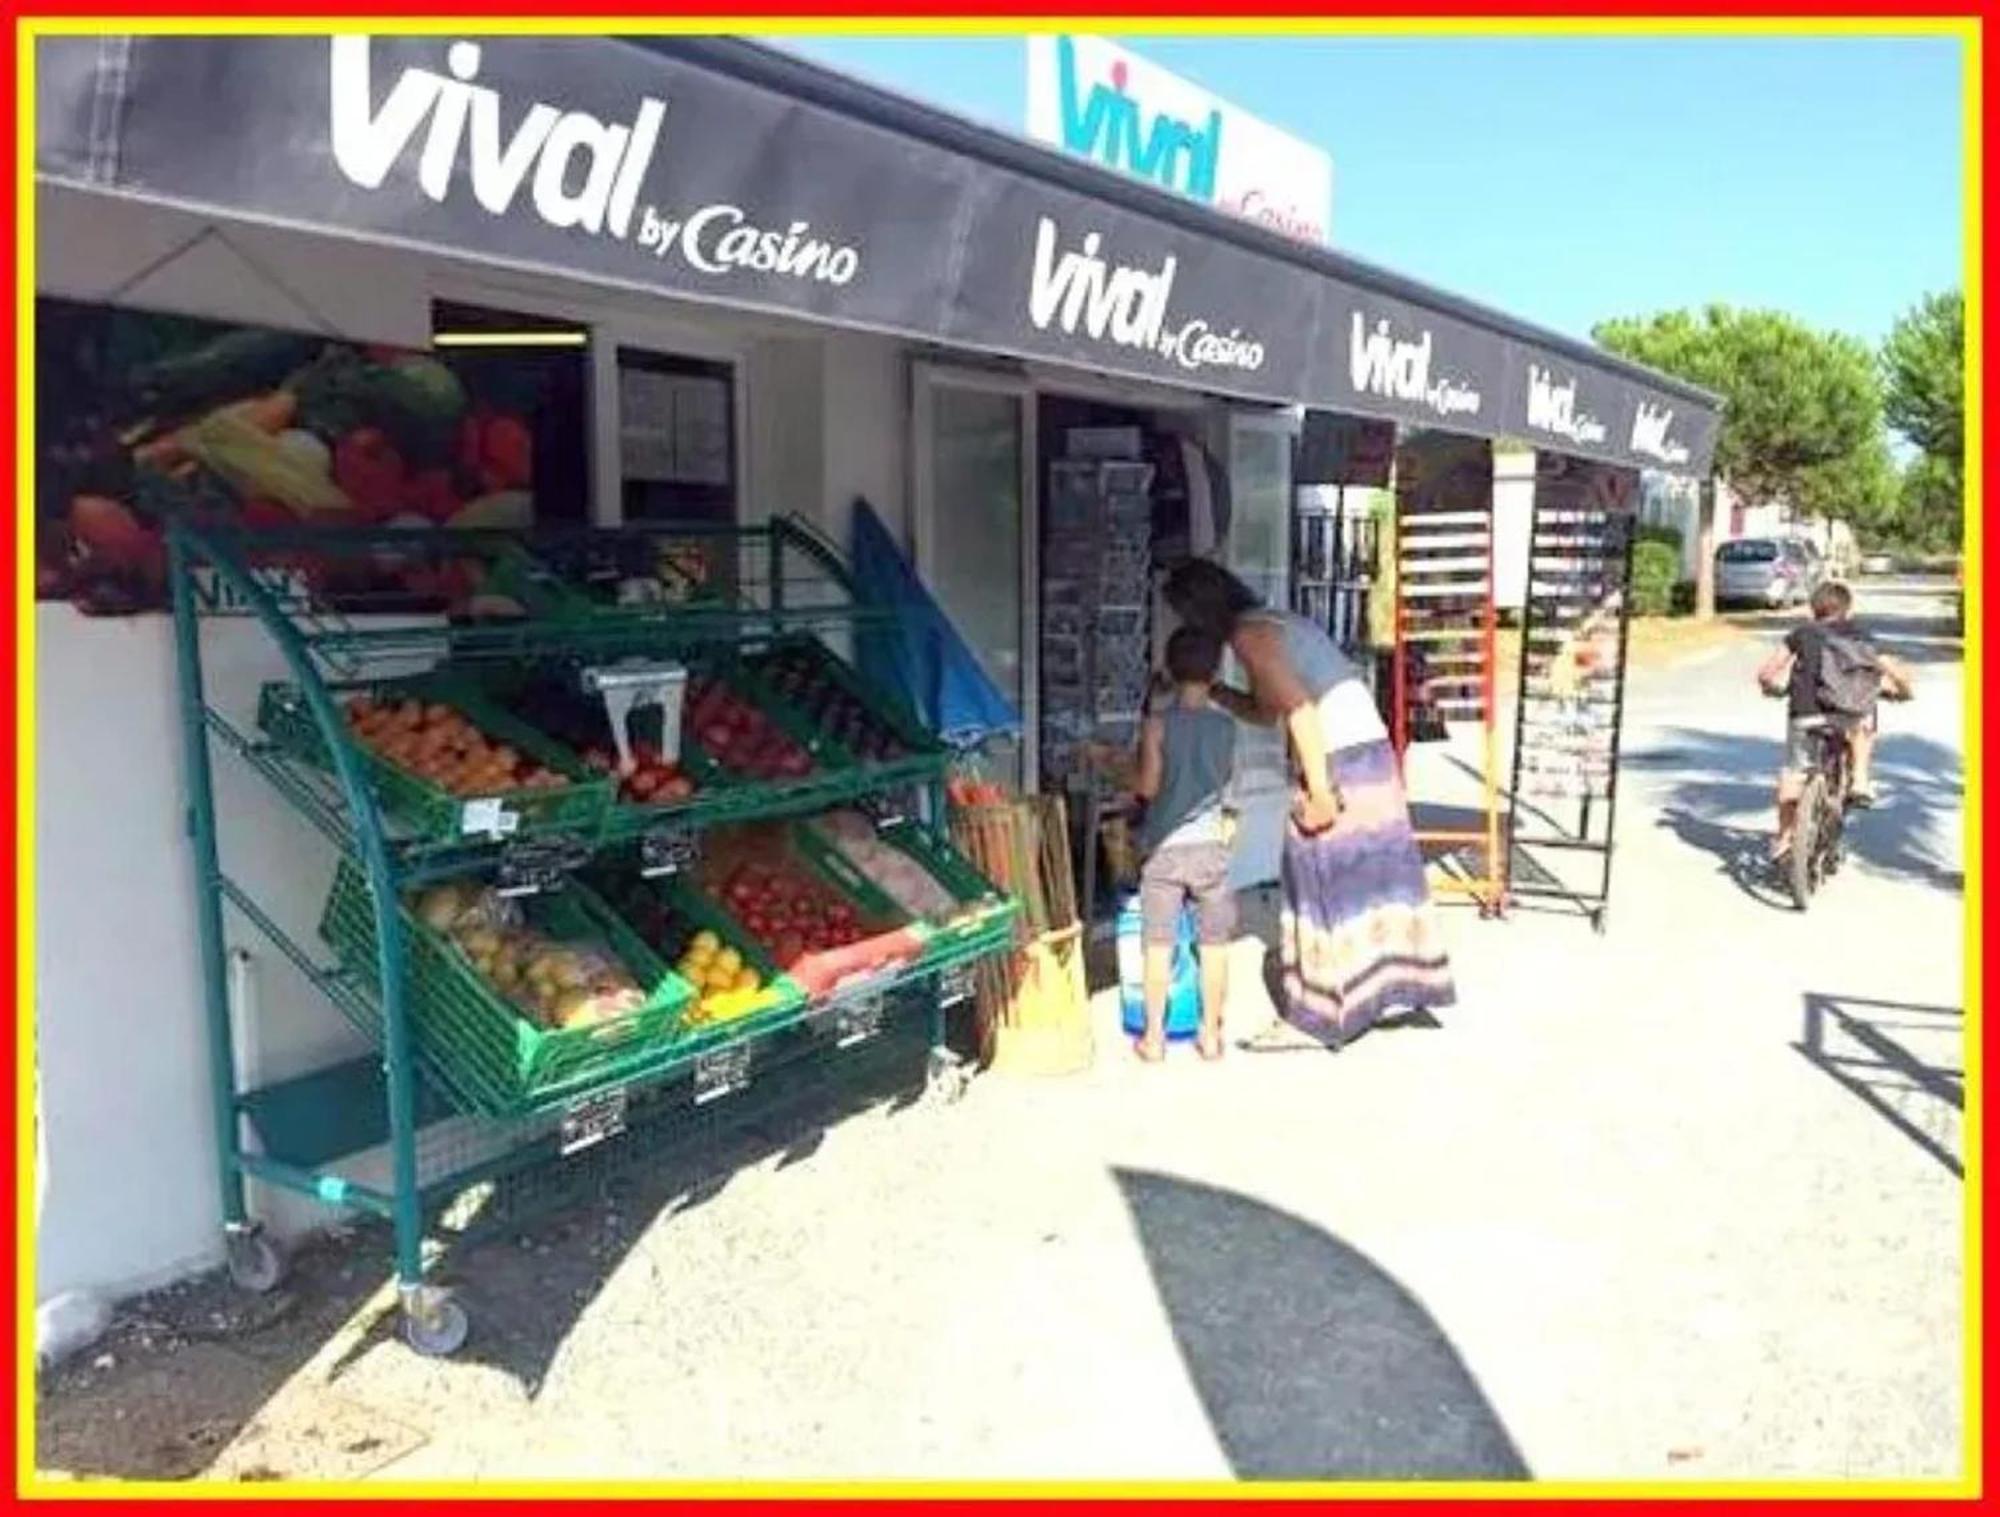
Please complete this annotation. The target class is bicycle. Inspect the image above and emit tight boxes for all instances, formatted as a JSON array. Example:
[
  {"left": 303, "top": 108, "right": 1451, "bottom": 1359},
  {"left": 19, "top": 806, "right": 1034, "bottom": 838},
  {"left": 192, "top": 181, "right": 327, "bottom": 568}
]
[
  {"left": 1783, "top": 715, "right": 1856, "bottom": 910},
  {"left": 1769, "top": 685, "right": 1910, "bottom": 911}
]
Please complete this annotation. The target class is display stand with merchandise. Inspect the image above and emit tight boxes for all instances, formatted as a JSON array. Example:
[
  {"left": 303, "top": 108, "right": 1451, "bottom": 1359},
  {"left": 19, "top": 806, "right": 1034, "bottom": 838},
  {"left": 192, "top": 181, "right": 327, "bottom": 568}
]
[
  {"left": 169, "top": 517, "right": 1019, "bottom": 1354},
  {"left": 1504, "top": 458, "right": 1640, "bottom": 933}
]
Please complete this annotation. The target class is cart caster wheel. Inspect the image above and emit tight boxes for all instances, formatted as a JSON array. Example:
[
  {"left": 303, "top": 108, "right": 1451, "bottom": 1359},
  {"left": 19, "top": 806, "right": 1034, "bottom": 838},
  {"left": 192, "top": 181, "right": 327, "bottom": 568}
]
[
  {"left": 1592, "top": 909, "right": 1609, "bottom": 936},
  {"left": 401, "top": 1293, "right": 469, "bottom": 1359},
  {"left": 924, "top": 1050, "right": 969, "bottom": 1105},
  {"left": 224, "top": 1228, "right": 285, "bottom": 1295}
]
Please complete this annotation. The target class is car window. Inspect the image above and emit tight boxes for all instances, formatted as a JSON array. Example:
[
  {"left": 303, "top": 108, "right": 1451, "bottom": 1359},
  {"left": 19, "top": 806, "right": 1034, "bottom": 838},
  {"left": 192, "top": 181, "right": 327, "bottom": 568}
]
[{"left": 1719, "top": 540, "right": 1778, "bottom": 563}]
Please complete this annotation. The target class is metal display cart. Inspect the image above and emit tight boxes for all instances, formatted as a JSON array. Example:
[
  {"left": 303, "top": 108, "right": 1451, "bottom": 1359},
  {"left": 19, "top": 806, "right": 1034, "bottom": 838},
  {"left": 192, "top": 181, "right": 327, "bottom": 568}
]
[
  {"left": 1504, "top": 463, "right": 1640, "bottom": 932},
  {"left": 169, "top": 517, "right": 1017, "bottom": 1354}
]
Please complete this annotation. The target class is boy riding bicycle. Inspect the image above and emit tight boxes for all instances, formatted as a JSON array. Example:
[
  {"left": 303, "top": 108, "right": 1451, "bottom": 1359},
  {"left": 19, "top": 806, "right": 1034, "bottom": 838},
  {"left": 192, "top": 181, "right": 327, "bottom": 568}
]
[{"left": 1756, "top": 580, "right": 1912, "bottom": 863}]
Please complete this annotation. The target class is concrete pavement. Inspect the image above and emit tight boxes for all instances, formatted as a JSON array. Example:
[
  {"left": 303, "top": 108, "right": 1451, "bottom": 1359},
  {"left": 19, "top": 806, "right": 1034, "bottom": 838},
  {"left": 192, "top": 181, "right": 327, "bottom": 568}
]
[{"left": 36, "top": 582, "right": 1969, "bottom": 1484}]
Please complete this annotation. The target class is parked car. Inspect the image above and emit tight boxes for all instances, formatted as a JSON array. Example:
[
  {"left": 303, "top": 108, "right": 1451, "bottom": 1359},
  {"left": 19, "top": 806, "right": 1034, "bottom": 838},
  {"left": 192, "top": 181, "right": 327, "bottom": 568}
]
[
  {"left": 1860, "top": 552, "right": 1896, "bottom": 575},
  {"left": 1715, "top": 537, "right": 1816, "bottom": 608}
]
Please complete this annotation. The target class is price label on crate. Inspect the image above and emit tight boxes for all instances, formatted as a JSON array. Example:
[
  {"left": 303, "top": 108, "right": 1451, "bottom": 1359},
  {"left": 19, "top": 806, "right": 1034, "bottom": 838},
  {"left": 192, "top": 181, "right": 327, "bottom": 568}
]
[
  {"left": 560, "top": 1086, "right": 628, "bottom": 1156},
  {"left": 832, "top": 994, "right": 886, "bottom": 1050},
  {"left": 495, "top": 835, "right": 592, "bottom": 897},
  {"left": 460, "top": 798, "right": 522, "bottom": 841},
  {"left": 858, "top": 788, "right": 920, "bottom": 830},
  {"left": 640, "top": 827, "right": 700, "bottom": 878},
  {"left": 937, "top": 964, "right": 975, "bottom": 1008},
  {"left": 692, "top": 1044, "right": 753, "bottom": 1106}
]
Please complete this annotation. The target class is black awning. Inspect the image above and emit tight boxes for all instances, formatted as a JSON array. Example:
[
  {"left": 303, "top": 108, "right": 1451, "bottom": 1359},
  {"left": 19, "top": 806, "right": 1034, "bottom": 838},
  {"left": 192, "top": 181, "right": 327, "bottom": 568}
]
[{"left": 35, "top": 33, "right": 1719, "bottom": 476}]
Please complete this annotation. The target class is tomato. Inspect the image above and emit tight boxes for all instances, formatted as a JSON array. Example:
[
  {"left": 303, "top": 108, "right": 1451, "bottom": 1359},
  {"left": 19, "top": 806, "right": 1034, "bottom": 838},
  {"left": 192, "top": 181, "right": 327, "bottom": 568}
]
[
  {"left": 826, "top": 903, "right": 855, "bottom": 929},
  {"left": 69, "top": 494, "right": 161, "bottom": 571},
  {"left": 663, "top": 775, "right": 696, "bottom": 800},
  {"left": 333, "top": 428, "right": 407, "bottom": 520},
  {"left": 482, "top": 415, "right": 534, "bottom": 491},
  {"left": 773, "top": 931, "right": 805, "bottom": 965},
  {"left": 402, "top": 466, "right": 460, "bottom": 524}
]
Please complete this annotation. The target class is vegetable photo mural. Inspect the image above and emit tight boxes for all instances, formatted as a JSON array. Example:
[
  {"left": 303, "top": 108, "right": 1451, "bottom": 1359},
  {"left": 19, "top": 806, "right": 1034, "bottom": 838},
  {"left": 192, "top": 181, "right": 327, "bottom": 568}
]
[{"left": 35, "top": 299, "right": 562, "bottom": 615}]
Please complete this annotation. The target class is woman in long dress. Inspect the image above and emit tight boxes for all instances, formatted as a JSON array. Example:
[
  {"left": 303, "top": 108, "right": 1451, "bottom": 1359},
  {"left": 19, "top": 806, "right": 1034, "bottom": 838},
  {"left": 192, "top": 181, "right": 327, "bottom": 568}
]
[{"left": 1162, "top": 560, "right": 1455, "bottom": 1047}]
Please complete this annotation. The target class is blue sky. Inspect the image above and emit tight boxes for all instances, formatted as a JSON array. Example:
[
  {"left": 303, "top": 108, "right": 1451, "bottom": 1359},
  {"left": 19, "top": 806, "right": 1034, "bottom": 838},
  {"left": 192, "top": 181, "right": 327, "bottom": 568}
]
[{"left": 761, "top": 33, "right": 1965, "bottom": 348}]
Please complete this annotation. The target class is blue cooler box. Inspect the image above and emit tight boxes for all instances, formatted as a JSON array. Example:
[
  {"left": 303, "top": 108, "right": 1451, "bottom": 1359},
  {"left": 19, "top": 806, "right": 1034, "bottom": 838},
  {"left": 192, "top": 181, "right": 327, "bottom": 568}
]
[{"left": 1115, "top": 892, "right": 1202, "bottom": 1040}]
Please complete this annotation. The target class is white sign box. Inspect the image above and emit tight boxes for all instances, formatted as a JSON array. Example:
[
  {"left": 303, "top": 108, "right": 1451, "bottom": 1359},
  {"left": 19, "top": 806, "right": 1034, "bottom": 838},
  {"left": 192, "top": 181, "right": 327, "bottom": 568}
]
[{"left": 1026, "top": 34, "right": 1334, "bottom": 245}]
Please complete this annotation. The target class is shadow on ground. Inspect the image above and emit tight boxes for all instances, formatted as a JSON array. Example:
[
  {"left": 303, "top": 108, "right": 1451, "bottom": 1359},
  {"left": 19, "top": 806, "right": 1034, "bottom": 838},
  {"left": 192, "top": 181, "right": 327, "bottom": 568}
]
[
  {"left": 36, "top": 1037, "right": 930, "bottom": 1481},
  {"left": 1797, "top": 993, "right": 1964, "bottom": 1177},
  {"left": 1629, "top": 727, "right": 1963, "bottom": 899},
  {"left": 1115, "top": 1168, "right": 1527, "bottom": 1480}
]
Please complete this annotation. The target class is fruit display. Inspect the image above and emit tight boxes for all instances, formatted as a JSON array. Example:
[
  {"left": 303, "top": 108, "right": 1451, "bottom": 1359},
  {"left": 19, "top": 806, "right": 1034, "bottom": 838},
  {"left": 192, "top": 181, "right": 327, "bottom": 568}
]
[
  {"left": 498, "top": 674, "right": 703, "bottom": 808},
  {"left": 584, "top": 743, "right": 699, "bottom": 805},
  {"left": 611, "top": 883, "right": 782, "bottom": 1029},
  {"left": 695, "top": 826, "right": 924, "bottom": 998},
  {"left": 811, "top": 811, "right": 962, "bottom": 922},
  {"left": 673, "top": 930, "right": 770, "bottom": 1027},
  {"left": 344, "top": 695, "right": 569, "bottom": 797},
  {"left": 684, "top": 675, "right": 817, "bottom": 783},
  {"left": 750, "top": 643, "right": 912, "bottom": 764},
  {"left": 413, "top": 880, "right": 649, "bottom": 1033}
]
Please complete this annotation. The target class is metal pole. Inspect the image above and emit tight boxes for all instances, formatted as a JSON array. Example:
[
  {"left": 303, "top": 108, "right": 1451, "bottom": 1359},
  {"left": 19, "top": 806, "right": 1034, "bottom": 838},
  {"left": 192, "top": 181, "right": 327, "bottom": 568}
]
[{"left": 170, "top": 536, "right": 249, "bottom": 1230}]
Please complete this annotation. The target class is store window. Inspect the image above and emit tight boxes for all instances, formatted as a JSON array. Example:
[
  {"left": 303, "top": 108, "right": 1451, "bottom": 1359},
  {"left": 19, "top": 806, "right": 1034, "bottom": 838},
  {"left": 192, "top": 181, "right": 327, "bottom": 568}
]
[
  {"left": 431, "top": 301, "right": 592, "bottom": 527},
  {"left": 617, "top": 349, "right": 736, "bottom": 526}
]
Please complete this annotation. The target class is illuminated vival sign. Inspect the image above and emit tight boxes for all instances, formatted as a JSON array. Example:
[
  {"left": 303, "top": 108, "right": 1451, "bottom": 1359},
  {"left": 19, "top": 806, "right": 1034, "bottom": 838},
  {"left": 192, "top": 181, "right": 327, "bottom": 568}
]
[{"left": 1025, "top": 35, "right": 1334, "bottom": 245}]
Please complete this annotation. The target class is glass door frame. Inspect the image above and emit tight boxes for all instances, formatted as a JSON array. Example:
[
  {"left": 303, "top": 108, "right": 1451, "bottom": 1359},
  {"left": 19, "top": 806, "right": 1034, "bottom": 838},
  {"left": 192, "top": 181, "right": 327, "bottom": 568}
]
[
  {"left": 1217, "top": 403, "right": 1303, "bottom": 890},
  {"left": 910, "top": 361, "right": 1040, "bottom": 787}
]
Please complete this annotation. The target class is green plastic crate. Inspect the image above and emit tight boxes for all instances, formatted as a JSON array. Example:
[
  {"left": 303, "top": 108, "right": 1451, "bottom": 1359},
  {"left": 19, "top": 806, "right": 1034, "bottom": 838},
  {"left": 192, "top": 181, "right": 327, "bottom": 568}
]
[
  {"left": 595, "top": 867, "right": 812, "bottom": 1048},
  {"left": 259, "top": 674, "right": 612, "bottom": 845},
  {"left": 737, "top": 637, "right": 947, "bottom": 788},
  {"left": 486, "top": 535, "right": 738, "bottom": 625},
  {"left": 797, "top": 817, "right": 1020, "bottom": 974},
  {"left": 320, "top": 861, "right": 696, "bottom": 1118}
]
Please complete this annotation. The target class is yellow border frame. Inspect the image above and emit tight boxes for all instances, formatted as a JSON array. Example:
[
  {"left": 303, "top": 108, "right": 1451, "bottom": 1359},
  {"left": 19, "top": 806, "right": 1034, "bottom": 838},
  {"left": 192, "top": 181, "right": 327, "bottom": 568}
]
[{"left": 13, "top": 13, "right": 1983, "bottom": 1500}]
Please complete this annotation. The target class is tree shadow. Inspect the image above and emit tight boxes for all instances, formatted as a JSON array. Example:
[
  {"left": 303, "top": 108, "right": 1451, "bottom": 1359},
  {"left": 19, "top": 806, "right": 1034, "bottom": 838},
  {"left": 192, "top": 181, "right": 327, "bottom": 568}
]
[
  {"left": 1626, "top": 727, "right": 1963, "bottom": 896},
  {"left": 1797, "top": 993, "right": 1963, "bottom": 1177},
  {"left": 1114, "top": 1169, "right": 1527, "bottom": 1480}
]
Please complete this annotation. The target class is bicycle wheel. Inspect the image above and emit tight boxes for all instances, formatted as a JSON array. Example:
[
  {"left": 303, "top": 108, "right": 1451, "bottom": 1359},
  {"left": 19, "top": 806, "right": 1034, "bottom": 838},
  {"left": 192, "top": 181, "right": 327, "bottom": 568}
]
[{"left": 1789, "top": 775, "right": 1823, "bottom": 910}]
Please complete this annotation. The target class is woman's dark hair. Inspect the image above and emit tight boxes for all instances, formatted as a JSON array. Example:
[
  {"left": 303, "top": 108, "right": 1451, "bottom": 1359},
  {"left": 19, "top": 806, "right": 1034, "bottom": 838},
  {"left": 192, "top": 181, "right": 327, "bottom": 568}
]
[
  {"left": 1164, "top": 626, "right": 1224, "bottom": 684},
  {"left": 1162, "top": 558, "right": 1263, "bottom": 635}
]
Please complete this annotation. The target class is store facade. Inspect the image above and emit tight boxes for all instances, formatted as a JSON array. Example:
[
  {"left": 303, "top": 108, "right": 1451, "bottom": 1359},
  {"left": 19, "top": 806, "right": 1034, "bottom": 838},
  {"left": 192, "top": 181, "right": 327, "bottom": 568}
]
[{"left": 32, "top": 33, "right": 1720, "bottom": 1312}]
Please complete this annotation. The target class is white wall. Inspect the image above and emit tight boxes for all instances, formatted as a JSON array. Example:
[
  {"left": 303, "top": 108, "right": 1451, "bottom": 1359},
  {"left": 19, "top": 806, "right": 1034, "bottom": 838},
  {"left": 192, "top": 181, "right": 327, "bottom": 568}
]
[{"left": 1492, "top": 447, "right": 1535, "bottom": 610}]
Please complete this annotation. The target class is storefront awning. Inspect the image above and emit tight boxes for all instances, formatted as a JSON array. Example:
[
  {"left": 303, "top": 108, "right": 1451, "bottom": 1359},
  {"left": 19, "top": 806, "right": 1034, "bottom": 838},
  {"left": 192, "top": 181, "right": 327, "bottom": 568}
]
[{"left": 35, "top": 33, "right": 1720, "bottom": 476}]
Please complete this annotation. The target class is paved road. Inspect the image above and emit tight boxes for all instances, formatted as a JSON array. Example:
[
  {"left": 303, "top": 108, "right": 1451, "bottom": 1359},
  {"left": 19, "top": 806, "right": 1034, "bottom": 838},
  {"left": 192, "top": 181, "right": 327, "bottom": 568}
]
[{"left": 39, "top": 581, "right": 1968, "bottom": 1484}]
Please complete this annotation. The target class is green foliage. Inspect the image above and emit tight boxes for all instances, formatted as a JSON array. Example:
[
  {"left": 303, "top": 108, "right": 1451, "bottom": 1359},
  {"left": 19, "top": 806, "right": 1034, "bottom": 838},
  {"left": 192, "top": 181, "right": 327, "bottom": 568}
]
[
  {"left": 1630, "top": 539, "right": 1681, "bottom": 617},
  {"left": 1796, "top": 431, "right": 1900, "bottom": 541},
  {"left": 1882, "top": 291, "right": 1964, "bottom": 461},
  {"left": 1881, "top": 291, "right": 1965, "bottom": 551},
  {"left": 1897, "top": 452, "right": 1964, "bottom": 553},
  {"left": 1593, "top": 305, "right": 1884, "bottom": 506}
]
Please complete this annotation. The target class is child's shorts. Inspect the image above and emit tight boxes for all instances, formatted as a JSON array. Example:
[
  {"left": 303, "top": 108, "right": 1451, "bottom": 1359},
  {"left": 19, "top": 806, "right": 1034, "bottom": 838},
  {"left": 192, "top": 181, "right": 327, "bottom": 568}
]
[{"left": 1138, "top": 842, "right": 1237, "bottom": 948}]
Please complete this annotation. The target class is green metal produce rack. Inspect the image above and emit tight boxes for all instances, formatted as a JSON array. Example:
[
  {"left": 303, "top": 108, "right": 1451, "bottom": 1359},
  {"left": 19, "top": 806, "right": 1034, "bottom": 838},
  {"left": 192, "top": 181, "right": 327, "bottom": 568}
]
[{"left": 169, "top": 517, "right": 1014, "bottom": 1356}]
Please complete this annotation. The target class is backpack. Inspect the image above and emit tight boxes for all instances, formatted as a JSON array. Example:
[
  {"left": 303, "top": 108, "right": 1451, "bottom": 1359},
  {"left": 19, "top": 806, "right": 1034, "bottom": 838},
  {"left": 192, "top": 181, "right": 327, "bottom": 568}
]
[{"left": 1816, "top": 628, "right": 1881, "bottom": 716}]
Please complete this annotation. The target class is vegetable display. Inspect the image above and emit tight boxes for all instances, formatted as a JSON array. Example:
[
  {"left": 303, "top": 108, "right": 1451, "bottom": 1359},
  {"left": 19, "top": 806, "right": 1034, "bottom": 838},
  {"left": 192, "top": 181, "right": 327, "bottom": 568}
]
[{"left": 37, "top": 299, "right": 551, "bottom": 616}]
